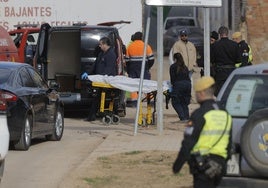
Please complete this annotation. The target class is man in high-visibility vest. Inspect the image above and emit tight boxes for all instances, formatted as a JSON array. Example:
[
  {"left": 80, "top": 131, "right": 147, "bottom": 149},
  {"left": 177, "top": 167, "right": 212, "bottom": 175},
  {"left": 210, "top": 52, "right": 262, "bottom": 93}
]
[
  {"left": 173, "top": 76, "right": 232, "bottom": 188},
  {"left": 232, "top": 31, "right": 253, "bottom": 67},
  {"left": 125, "top": 32, "right": 155, "bottom": 107}
]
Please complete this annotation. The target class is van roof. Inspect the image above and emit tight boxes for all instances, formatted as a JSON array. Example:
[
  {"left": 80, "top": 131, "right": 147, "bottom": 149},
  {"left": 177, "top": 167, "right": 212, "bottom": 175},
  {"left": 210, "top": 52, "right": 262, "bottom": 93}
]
[{"left": 229, "top": 63, "right": 268, "bottom": 75}]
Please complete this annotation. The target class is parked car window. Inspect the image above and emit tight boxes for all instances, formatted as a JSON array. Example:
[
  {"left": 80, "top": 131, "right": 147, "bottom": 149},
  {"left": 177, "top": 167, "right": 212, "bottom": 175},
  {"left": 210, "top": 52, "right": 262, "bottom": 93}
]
[
  {"left": 220, "top": 75, "right": 268, "bottom": 117},
  {"left": 165, "top": 18, "right": 195, "bottom": 30},
  {"left": 27, "top": 68, "right": 48, "bottom": 89},
  {"left": 17, "top": 68, "right": 35, "bottom": 87}
]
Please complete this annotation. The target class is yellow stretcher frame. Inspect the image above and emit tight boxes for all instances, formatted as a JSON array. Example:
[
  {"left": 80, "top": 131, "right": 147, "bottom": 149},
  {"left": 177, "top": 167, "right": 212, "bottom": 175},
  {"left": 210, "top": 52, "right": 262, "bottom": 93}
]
[
  {"left": 91, "top": 82, "right": 120, "bottom": 125},
  {"left": 91, "top": 82, "right": 169, "bottom": 127}
]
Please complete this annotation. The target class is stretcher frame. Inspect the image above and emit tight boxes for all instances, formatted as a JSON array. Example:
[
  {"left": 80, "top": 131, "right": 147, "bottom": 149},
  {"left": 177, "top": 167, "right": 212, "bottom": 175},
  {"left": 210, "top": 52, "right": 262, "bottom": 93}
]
[{"left": 91, "top": 82, "right": 120, "bottom": 125}]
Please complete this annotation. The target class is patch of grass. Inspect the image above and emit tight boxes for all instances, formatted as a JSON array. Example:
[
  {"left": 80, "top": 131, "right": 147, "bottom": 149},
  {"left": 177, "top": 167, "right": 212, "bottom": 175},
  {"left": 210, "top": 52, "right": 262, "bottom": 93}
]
[
  {"left": 124, "top": 150, "right": 143, "bottom": 155},
  {"left": 84, "top": 175, "right": 118, "bottom": 187}
]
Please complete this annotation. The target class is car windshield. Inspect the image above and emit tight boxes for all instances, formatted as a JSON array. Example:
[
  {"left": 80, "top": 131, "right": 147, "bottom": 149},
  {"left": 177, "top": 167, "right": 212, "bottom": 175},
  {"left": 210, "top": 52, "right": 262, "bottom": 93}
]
[
  {"left": 219, "top": 75, "right": 268, "bottom": 117},
  {"left": 165, "top": 18, "right": 195, "bottom": 30},
  {"left": 0, "top": 69, "right": 12, "bottom": 84}
]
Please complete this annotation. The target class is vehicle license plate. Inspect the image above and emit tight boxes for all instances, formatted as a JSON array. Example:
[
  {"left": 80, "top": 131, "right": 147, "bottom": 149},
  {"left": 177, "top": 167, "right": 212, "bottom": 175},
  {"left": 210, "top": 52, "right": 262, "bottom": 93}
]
[{"left": 226, "top": 154, "right": 240, "bottom": 175}]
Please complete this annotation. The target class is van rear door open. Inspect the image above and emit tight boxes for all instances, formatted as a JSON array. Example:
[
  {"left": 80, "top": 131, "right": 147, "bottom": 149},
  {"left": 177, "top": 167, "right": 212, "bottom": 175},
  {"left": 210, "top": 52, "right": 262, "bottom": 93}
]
[{"left": 34, "top": 23, "right": 126, "bottom": 113}]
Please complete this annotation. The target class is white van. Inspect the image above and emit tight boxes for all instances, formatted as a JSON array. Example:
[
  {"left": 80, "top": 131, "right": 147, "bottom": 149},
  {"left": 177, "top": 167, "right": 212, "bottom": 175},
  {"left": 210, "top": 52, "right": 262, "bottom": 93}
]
[{"left": 216, "top": 63, "right": 268, "bottom": 187}]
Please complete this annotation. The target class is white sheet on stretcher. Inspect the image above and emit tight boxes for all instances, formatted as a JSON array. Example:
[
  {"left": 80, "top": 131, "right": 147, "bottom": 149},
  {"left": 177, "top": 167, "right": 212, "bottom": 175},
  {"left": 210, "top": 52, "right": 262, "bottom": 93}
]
[{"left": 87, "top": 75, "right": 170, "bottom": 93}]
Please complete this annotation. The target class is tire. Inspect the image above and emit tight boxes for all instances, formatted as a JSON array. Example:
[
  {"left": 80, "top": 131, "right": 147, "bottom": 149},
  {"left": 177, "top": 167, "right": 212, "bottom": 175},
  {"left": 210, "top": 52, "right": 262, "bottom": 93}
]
[
  {"left": 240, "top": 108, "right": 268, "bottom": 176},
  {"left": 46, "top": 109, "right": 64, "bottom": 141},
  {"left": 14, "top": 114, "right": 32, "bottom": 151}
]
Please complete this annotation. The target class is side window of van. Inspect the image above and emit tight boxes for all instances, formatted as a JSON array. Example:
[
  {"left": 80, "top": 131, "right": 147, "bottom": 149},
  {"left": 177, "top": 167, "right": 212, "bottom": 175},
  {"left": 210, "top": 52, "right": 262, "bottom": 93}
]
[{"left": 221, "top": 75, "right": 268, "bottom": 117}]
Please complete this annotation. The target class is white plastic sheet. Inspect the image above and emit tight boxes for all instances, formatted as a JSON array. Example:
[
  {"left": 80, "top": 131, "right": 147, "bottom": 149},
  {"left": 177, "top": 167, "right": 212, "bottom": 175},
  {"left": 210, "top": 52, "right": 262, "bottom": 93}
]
[{"left": 87, "top": 75, "right": 170, "bottom": 93}]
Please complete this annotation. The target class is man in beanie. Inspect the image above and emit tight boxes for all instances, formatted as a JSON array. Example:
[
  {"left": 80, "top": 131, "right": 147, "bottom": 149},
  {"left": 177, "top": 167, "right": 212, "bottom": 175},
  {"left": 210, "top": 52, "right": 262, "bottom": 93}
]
[
  {"left": 173, "top": 76, "right": 232, "bottom": 188},
  {"left": 210, "top": 31, "right": 218, "bottom": 44},
  {"left": 125, "top": 31, "right": 155, "bottom": 106},
  {"left": 171, "top": 29, "right": 197, "bottom": 77}
]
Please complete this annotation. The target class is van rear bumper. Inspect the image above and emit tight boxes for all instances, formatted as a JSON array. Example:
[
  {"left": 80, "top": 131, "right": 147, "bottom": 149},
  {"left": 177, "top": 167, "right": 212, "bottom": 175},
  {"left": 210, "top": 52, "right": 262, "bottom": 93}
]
[
  {"left": 218, "top": 176, "right": 268, "bottom": 188},
  {"left": 59, "top": 92, "right": 93, "bottom": 105}
]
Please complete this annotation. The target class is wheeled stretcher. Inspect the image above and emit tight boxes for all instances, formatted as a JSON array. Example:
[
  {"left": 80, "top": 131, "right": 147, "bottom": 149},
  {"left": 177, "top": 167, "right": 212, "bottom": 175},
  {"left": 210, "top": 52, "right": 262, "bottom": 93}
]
[
  {"left": 91, "top": 82, "right": 122, "bottom": 125},
  {"left": 87, "top": 75, "right": 170, "bottom": 125}
]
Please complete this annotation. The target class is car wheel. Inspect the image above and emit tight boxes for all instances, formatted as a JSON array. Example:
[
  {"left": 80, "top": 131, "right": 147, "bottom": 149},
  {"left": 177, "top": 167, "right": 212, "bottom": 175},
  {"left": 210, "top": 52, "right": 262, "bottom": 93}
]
[
  {"left": 14, "top": 114, "right": 32, "bottom": 151},
  {"left": 240, "top": 108, "right": 268, "bottom": 176},
  {"left": 0, "top": 160, "right": 4, "bottom": 183},
  {"left": 46, "top": 109, "right": 64, "bottom": 141}
]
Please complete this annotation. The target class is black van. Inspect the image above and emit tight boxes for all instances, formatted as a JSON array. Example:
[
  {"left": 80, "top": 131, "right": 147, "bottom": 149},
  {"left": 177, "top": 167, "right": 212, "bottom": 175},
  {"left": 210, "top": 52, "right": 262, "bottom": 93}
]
[{"left": 34, "top": 23, "right": 126, "bottom": 114}]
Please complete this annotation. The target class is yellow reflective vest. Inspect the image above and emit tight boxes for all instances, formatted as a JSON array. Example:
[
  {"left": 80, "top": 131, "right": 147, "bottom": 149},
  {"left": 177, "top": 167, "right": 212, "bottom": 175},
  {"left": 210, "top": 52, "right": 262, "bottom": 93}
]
[{"left": 191, "top": 110, "right": 232, "bottom": 159}]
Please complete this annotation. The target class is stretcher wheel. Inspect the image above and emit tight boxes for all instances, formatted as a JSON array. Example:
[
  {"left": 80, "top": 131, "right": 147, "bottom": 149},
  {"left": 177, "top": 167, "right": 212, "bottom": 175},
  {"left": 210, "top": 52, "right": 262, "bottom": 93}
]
[
  {"left": 112, "top": 115, "right": 120, "bottom": 125},
  {"left": 102, "top": 115, "right": 112, "bottom": 125}
]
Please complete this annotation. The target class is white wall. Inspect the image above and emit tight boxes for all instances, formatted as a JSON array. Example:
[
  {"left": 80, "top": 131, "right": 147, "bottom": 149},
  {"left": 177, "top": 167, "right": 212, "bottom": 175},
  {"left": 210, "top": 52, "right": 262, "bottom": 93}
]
[{"left": 0, "top": 0, "right": 143, "bottom": 44}]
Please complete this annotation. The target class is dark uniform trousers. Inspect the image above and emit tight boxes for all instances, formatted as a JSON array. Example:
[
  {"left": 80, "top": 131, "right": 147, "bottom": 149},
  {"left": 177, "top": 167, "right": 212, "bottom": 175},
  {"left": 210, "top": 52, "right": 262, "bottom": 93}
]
[
  {"left": 189, "top": 154, "right": 226, "bottom": 188},
  {"left": 214, "top": 66, "right": 235, "bottom": 96}
]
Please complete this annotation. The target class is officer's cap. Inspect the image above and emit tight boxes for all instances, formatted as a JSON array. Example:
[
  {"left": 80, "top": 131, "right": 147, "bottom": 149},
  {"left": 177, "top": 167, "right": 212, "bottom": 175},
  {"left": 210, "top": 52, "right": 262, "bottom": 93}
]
[
  {"left": 194, "top": 76, "right": 215, "bottom": 92},
  {"left": 232, "top": 32, "right": 242, "bottom": 39}
]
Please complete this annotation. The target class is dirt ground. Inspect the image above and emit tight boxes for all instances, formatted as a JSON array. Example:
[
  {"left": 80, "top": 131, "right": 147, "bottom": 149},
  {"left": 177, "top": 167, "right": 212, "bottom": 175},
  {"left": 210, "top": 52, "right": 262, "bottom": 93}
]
[
  {"left": 76, "top": 150, "right": 193, "bottom": 188},
  {"left": 67, "top": 113, "right": 196, "bottom": 188}
]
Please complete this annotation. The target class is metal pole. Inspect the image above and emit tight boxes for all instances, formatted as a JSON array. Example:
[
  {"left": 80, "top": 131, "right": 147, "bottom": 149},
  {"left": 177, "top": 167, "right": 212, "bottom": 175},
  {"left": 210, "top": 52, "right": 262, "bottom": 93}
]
[
  {"left": 134, "top": 6, "right": 151, "bottom": 136},
  {"left": 156, "top": 6, "right": 163, "bottom": 135},
  {"left": 203, "top": 8, "right": 210, "bottom": 76}
]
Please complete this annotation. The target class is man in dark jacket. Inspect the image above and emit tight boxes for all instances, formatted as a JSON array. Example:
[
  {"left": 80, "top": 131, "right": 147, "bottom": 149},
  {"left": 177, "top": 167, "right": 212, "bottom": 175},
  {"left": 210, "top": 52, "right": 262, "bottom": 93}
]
[
  {"left": 82, "top": 37, "right": 117, "bottom": 121},
  {"left": 94, "top": 37, "right": 117, "bottom": 75},
  {"left": 211, "top": 26, "right": 241, "bottom": 96}
]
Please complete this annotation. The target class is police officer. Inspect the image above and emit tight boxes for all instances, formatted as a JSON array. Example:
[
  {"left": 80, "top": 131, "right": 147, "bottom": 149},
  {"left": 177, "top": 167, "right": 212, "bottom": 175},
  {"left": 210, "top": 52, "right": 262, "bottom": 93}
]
[
  {"left": 211, "top": 26, "right": 241, "bottom": 96},
  {"left": 173, "top": 76, "right": 232, "bottom": 188},
  {"left": 232, "top": 31, "right": 253, "bottom": 67}
]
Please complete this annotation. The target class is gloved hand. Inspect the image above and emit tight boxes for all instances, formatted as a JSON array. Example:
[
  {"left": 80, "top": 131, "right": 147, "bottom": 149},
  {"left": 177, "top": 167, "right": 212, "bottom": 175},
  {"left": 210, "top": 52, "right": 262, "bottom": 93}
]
[{"left": 81, "top": 72, "right": 88, "bottom": 80}]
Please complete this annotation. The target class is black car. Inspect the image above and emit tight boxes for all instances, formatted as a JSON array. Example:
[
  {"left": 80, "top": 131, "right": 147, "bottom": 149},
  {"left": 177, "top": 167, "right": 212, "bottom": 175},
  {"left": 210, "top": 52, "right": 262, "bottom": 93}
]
[
  {"left": 0, "top": 62, "right": 64, "bottom": 150},
  {"left": 163, "top": 26, "right": 204, "bottom": 67}
]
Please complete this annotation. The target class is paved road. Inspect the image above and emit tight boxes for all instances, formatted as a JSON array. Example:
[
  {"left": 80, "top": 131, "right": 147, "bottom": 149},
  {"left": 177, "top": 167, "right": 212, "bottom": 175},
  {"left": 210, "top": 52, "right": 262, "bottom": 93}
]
[{"left": 1, "top": 118, "right": 106, "bottom": 188}]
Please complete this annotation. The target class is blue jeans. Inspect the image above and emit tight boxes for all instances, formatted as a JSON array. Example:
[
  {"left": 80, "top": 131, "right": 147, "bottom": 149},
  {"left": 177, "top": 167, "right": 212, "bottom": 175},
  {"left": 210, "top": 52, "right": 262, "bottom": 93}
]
[
  {"left": 171, "top": 80, "right": 191, "bottom": 120},
  {"left": 171, "top": 95, "right": 190, "bottom": 120}
]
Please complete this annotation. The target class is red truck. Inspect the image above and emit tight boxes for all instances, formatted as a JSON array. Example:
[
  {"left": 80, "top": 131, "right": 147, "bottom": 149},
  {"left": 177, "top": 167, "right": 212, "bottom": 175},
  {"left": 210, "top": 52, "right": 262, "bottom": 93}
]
[
  {"left": 0, "top": 25, "right": 20, "bottom": 62},
  {"left": 8, "top": 24, "right": 40, "bottom": 65}
]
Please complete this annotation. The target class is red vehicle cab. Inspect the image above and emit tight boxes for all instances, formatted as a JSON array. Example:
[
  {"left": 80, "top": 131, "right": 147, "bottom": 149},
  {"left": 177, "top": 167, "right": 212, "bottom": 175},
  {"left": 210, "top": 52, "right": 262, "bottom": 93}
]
[
  {"left": 0, "top": 26, "right": 20, "bottom": 62},
  {"left": 8, "top": 24, "right": 40, "bottom": 65}
]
